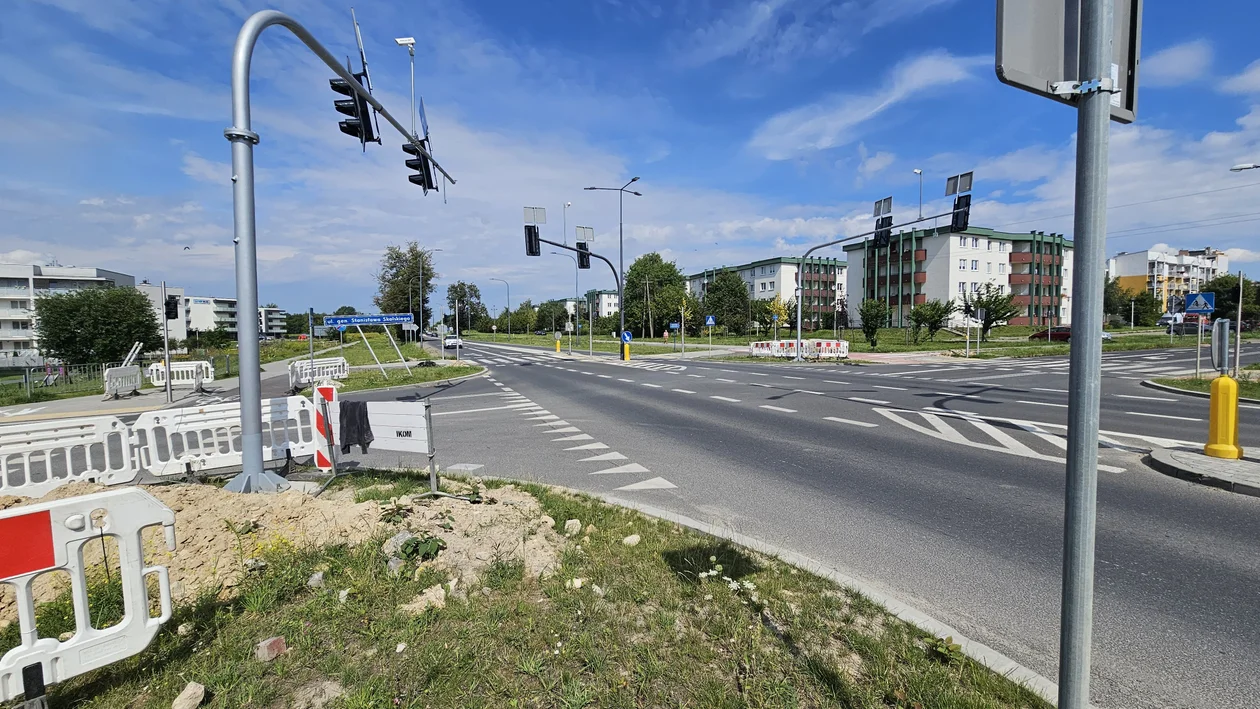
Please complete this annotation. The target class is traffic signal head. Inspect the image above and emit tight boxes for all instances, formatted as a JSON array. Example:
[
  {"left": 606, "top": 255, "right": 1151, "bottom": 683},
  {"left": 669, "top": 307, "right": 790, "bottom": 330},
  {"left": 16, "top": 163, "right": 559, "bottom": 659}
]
[
  {"left": 951, "top": 194, "right": 971, "bottom": 232},
  {"left": 525, "top": 225, "right": 541, "bottom": 257},
  {"left": 402, "top": 140, "right": 438, "bottom": 194},
  {"left": 577, "top": 241, "right": 591, "bottom": 269},
  {"left": 329, "top": 72, "right": 377, "bottom": 146},
  {"left": 164, "top": 295, "right": 180, "bottom": 320},
  {"left": 873, "top": 216, "right": 892, "bottom": 248}
]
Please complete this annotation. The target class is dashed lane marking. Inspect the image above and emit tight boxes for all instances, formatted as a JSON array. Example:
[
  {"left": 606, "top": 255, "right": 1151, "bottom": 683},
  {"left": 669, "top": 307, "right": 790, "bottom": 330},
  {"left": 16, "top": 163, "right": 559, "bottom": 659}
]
[
  {"left": 672, "top": 389, "right": 696, "bottom": 394},
  {"left": 872, "top": 385, "right": 907, "bottom": 391},
  {"left": 824, "top": 416, "right": 878, "bottom": 428},
  {"left": 848, "top": 397, "right": 890, "bottom": 405},
  {"left": 760, "top": 405, "right": 797, "bottom": 413},
  {"left": 711, "top": 396, "right": 741, "bottom": 402},
  {"left": 642, "top": 383, "right": 663, "bottom": 388},
  {"left": 1018, "top": 400, "right": 1068, "bottom": 408}
]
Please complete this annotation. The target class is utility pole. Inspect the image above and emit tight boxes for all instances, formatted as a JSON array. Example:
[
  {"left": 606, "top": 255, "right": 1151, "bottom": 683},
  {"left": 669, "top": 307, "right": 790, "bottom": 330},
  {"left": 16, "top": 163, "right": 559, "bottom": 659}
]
[
  {"left": 161, "top": 281, "right": 172, "bottom": 404},
  {"left": 308, "top": 307, "right": 315, "bottom": 370},
  {"left": 1237, "top": 271, "right": 1245, "bottom": 378},
  {"left": 1130, "top": 299, "right": 1134, "bottom": 329}
]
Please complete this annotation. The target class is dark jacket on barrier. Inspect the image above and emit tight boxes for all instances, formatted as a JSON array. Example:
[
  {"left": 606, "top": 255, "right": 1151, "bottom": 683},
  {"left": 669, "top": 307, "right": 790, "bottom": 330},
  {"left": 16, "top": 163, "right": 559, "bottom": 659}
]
[{"left": 340, "top": 400, "right": 374, "bottom": 454}]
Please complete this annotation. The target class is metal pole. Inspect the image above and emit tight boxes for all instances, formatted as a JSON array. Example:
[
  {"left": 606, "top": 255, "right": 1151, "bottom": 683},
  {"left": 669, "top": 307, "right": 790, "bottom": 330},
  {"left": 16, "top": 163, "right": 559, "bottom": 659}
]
[
  {"left": 1237, "top": 271, "right": 1245, "bottom": 378},
  {"left": 357, "top": 324, "right": 387, "bottom": 377},
  {"left": 161, "top": 281, "right": 172, "bottom": 404},
  {"left": 308, "top": 307, "right": 315, "bottom": 369},
  {"left": 1130, "top": 299, "right": 1134, "bottom": 329},
  {"left": 918, "top": 172, "right": 923, "bottom": 220},
  {"left": 619, "top": 188, "right": 626, "bottom": 359},
  {"left": 1196, "top": 323, "right": 1203, "bottom": 379},
  {"left": 681, "top": 305, "right": 686, "bottom": 357},
  {"left": 455, "top": 299, "right": 461, "bottom": 361},
  {"left": 1058, "top": 1, "right": 1113, "bottom": 705}
]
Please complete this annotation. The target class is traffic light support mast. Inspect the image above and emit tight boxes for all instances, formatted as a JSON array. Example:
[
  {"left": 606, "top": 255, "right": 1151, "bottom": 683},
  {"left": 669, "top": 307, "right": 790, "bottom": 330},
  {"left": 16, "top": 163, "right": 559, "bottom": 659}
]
[
  {"left": 224, "top": 10, "right": 458, "bottom": 494},
  {"left": 536, "top": 235, "right": 621, "bottom": 325},
  {"left": 792, "top": 205, "right": 967, "bottom": 361}
]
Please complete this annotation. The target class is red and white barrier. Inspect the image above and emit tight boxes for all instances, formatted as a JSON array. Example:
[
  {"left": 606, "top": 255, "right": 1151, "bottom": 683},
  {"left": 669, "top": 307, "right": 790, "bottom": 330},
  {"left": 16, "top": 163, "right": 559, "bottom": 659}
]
[
  {"left": 312, "top": 384, "right": 338, "bottom": 472},
  {"left": 747, "top": 339, "right": 849, "bottom": 359},
  {"left": 0, "top": 488, "right": 176, "bottom": 701}
]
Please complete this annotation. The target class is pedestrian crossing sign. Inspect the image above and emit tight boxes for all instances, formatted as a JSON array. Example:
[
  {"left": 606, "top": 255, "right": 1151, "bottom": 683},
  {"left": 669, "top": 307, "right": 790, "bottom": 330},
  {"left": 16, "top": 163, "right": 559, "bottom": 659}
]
[
  {"left": 705, "top": 315, "right": 716, "bottom": 326},
  {"left": 1185, "top": 292, "right": 1215, "bottom": 314}
]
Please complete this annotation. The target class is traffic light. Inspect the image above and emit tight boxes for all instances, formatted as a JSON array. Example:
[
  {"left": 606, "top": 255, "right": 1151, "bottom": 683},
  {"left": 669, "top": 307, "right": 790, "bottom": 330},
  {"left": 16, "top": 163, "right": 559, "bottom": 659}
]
[
  {"left": 525, "top": 225, "right": 541, "bottom": 257},
  {"left": 402, "top": 140, "right": 438, "bottom": 194},
  {"left": 951, "top": 194, "right": 971, "bottom": 232},
  {"left": 873, "top": 216, "right": 893, "bottom": 248},
  {"left": 577, "top": 241, "right": 591, "bottom": 269},
  {"left": 329, "top": 71, "right": 377, "bottom": 146},
  {"left": 164, "top": 295, "right": 180, "bottom": 320}
]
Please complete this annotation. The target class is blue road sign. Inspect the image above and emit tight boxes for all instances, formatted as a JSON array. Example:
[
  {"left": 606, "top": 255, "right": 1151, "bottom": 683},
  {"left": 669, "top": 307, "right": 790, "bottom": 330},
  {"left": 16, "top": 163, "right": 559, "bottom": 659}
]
[
  {"left": 670, "top": 322, "right": 680, "bottom": 330},
  {"left": 337, "top": 325, "right": 347, "bottom": 332},
  {"left": 620, "top": 331, "right": 633, "bottom": 343},
  {"left": 1185, "top": 292, "right": 1215, "bottom": 314},
  {"left": 705, "top": 315, "right": 716, "bottom": 326},
  {"left": 771, "top": 314, "right": 779, "bottom": 322},
  {"left": 324, "top": 313, "right": 414, "bottom": 327}
]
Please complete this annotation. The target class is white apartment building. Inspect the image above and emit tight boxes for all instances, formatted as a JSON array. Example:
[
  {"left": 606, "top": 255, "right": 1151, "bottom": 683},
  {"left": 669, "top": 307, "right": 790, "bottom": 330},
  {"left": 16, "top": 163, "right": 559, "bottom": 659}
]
[
  {"left": 844, "top": 226, "right": 1074, "bottom": 327},
  {"left": 686, "top": 257, "right": 847, "bottom": 326},
  {"left": 186, "top": 296, "right": 240, "bottom": 334},
  {"left": 0, "top": 263, "right": 135, "bottom": 358},
  {"left": 259, "top": 307, "right": 287, "bottom": 338},
  {"left": 1108, "top": 247, "right": 1229, "bottom": 311},
  {"left": 135, "top": 282, "right": 188, "bottom": 342},
  {"left": 584, "top": 289, "right": 620, "bottom": 318}
]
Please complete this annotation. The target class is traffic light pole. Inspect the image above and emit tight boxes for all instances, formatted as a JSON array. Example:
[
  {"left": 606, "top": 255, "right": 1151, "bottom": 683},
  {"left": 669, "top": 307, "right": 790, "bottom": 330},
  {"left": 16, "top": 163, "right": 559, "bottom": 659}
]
[
  {"left": 223, "top": 10, "right": 457, "bottom": 494},
  {"left": 792, "top": 206, "right": 963, "bottom": 361},
  {"left": 161, "top": 281, "right": 172, "bottom": 404},
  {"left": 539, "top": 237, "right": 621, "bottom": 341}
]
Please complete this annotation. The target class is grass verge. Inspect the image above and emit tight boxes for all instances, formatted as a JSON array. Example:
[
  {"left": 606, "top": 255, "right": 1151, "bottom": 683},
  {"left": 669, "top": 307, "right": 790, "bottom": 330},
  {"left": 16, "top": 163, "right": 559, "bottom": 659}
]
[
  {"left": 298, "top": 364, "right": 482, "bottom": 395},
  {"left": 1153, "top": 375, "right": 1260, "bottom": 400},
  {"left": 18, "top": 472, "right": 1051, "bottom": 708}
]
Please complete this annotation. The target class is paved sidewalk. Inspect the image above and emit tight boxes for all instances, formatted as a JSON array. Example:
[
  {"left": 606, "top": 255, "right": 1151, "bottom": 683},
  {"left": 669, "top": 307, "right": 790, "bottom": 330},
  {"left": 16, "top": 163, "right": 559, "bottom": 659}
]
[{"left": 1147, "top": 447, "right": 1260, "bottom": 497}]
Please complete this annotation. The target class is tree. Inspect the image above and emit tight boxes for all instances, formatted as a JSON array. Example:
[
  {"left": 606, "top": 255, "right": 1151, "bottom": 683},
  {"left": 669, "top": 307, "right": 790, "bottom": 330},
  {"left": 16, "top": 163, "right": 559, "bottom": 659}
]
[
  {"left": 908, "top": 299, "right": 957, "bottom": 342},
  {"left": 858, "top": 298, "right": 890, "bottom": 349},
  {"left": 623, "top": 253, "right": 685, "bottom": 338},
  {"left": 263, "top": 302, "right": 278, "bottom": 309},
  {"left": 1131, "top": 290, "right": 1162, "bottom": 327},
  {"left": 1201, "top": 274, "right": 1257, "bottom": 322},
  {"left": 1102, "top": 277, "right": 1128, "bottom": 316},
  {"left": 960, "top": 284, "right": 1019, "bottom": 341},
  {"left": 34, "top": 287, "right": 161, "bottom": 364},
  {"left": 535, "top": 300, "right": 570, "bottom": 331},
  {"left": 766, "top": 295, "right": 790, "bottom": 339},
  {"left": 374, "top": 242, "right": 438, "bottom": 327},
  {"left": 333, "top": 305, "right": 358, "bottom": 316},
  {"left": 189, "top": 324, "right": 235, "bottom": 350},
  {"left": 703, "top": 269, "right": 752, "bottom": 335},
  {"left": 285, "top": 311, "right": 327, "bottom": 335},
  {"left": 445, "top": 281, "right": 484, "bottom": 332}
]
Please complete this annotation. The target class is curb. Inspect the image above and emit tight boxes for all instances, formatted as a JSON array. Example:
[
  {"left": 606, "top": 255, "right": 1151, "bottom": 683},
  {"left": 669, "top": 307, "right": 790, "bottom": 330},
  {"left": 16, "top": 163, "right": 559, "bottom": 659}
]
[
  {"left": 325, "top": 366, "right": 488, "bottom": 397},
  {"left": 1140, "top": 379, "right": 1260, "bottom": 404},
  {"left": 1144, "top": 448, "right": 1260, "bottom": 498},
  {"left": 458, "top": 472, "right": 1061, "bottom": 706}
]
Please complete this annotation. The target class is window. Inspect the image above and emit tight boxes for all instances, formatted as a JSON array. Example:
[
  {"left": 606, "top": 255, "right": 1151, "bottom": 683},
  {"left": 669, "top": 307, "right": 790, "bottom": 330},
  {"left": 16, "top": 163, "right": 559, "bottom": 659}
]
[
  {"left": 759, "top": 267, "right": 765, "bottom": 275},
  {"left": 999, "top": 263, "right": 1006, "bottom": 274},
  {"left": 958, "top": 282, "right": 966, "bottom": 294},
  {"left": 987, "top": 241, "right": 993, "bottom": 251},
  {"left": 971, "top": 282, "right": 980, "bottom": 292},
  {"left": 959, "top": 259, "right": 967, "bottom": 270},
  {"left": 971, "top": 260, "right": 979, "bottom": 271},
  {"left": 769, "top": 281, "right": 774, "bottom": 290},
  {"left": 999, "top": 242, "right": 1007, "bottom": 252},
  {"left": 971, "top": 238, "right": 979, "bottom": 248},
  {"left": 959, "top": 236, "right": 967, "bottom": 247},
  {"left": 760, "top": 282, "right": 766, "bottom": 291},
  {"left": 986, "top": 263, "right": 992, "bottom": 273}
]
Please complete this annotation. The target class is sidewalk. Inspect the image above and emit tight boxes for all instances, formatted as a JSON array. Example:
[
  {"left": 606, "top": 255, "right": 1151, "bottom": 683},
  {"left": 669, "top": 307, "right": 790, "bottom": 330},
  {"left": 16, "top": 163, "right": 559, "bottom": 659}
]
[{"left": 1147, "top": 447, "right": 1260, "bottom": 497}]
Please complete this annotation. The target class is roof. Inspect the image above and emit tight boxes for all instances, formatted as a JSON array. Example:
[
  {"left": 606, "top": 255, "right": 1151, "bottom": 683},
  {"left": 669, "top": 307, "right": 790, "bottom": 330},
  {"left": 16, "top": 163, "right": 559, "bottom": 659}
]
[
  {"left": 686, "top": 255, "right": 847, "bottom": 280},
  {"left": 842, "top": 225, "right": 1075, "bottom": 252}
]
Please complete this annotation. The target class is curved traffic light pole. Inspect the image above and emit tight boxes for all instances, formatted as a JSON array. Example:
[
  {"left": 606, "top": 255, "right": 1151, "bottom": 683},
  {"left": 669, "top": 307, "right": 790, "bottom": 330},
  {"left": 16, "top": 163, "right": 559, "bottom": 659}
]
[
  {"left": 223, "top": 10, "right": 457, "bottom": 493},
  {"left": 537, "top": 236, "right": 621, "bottom": 349},
  {"left": 793, "top": 206, "right": 965, "bottom": 361}
]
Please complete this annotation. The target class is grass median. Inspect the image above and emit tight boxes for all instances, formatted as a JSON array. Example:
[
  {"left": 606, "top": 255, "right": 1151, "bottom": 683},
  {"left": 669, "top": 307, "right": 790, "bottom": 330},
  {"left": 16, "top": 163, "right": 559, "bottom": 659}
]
[
  {"left": 296, "top": 363, "right": 482, "bottom": 395},
  {"left": 18, "top": 471, "right": 1051, "bottom": 708},
  {"left": 1154, "top": 374, "right": 1260, "bottom": 399}
]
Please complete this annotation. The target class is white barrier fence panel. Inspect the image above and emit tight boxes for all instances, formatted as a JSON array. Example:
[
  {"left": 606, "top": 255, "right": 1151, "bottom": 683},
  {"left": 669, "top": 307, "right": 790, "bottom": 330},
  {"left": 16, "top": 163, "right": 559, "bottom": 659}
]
[
  {"left": 0, "top": 417, "right": 139, "bottom": 499},
  {"left": 102, "top": 365, "right": 143, "bottom": 400},
  {"left": 326, "top": 400, "right": 432, "bottom": 457},
  {"left": 0, "top": 488, "right": 176, "bottom": 701},
  {"left": 746, "top": 340, "right": 848, "bottom": 359},
  {"left": 146, "top": 361, "right": 214, "bottom": 388},
  {"left": 288, "top": 357, "right": 349, "bottom": 391},
  {"left": 132, "top": 396, "right": 319, "bottom": 478}
]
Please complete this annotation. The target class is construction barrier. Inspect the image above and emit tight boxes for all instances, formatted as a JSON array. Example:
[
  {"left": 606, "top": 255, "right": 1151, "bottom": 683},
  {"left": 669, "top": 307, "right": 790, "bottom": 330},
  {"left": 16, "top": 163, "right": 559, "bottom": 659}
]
[
  {"left": 312, "top": 383, "right": 338, "bottom": 472},
  {"left": 0, "top": 488, "right": 176, "bottom": 702},
  {"left": 102, "top": 365, "right": 143, "bottom": 400},
  {"left": 132, "top": 396, "right": 319, "bottom": 478},
  {"left": 0, "top": 417, "right": 138, "bottom": 499},
  {"left": 288, "top": 357, "right": 349, "bottom": 392},
  {"left": 747, "top": 339, "right": 849, "bottom": 359},
  {"left": 146, "top": 361, "right": 214, "bottom": 388}
]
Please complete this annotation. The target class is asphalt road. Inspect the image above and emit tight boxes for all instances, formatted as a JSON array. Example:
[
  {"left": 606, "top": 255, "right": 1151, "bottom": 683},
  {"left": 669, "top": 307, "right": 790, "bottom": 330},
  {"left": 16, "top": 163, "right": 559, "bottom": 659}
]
[{"left": 414, "top": 341, "right": 1260, "bottom": 709}]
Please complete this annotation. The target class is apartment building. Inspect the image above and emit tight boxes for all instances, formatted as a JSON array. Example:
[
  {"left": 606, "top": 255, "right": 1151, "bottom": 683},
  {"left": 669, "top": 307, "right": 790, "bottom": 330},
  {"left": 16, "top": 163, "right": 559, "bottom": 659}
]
[
  {"left": 583, "top": 289, "right": 620, "bottom": 318},
  {"left": 135, "top": 282, "right": 188, "bottom": 342},
  {"left": 0, "top": 263, "right": 135, "bottom": 358},
  {"left": 685, "top": 257, "right": 847, "bottom": 325},
  {"left": 258, "top": 306, "right": 287, "bottom": 338},
  {"left": 843, "top": 226, "right": 1075, "bottom": 327},
  {"left": 1108, "top": 247, "right": 1229, "bottom": 310},
  {"left": 186, "top": 296, "right": 240, "bottom": 334}
]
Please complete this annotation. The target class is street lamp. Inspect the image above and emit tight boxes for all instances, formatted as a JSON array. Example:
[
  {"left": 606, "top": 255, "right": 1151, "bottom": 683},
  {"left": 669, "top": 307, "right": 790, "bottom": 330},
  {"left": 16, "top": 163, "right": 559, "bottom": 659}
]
[
  {"left": 584, "top": 177, "right": 641, "bottom": 359},
  {"left": 913, "top": 168, "right": 923, "bottom": 219},
  {"left": 394, "top": 37, "right": 418, "bottom": 140},
  {"left": 563, "top": 201, "right": 572, "bottom": 245},
  {"left": 490, "top": 277, "right": 510, "bottom": 339},
  {"left": 1230, "top": 163, "right": 1260, "bottom": 172}
]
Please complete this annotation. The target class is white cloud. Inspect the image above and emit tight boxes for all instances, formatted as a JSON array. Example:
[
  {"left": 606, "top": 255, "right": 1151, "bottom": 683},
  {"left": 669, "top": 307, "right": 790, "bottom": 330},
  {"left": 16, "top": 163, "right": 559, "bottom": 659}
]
[
  {"left": 858, "top": 148, "right": 895, "bottom": 179},
  {"left": 1142, "top": 40, "right": 1212, "bottom": 87},
  {"left": 78, "top": 197, "right": 106, "bottom": 206},
  {"left": 0, "top": 249, "right": 52, "bottom": 265},
  {"left": 748, "top": 51, "right": 987, "bottom": 160},
  {"left": 1225, "top": 247, "right": 1260, "bottom": 263},
  {"left": 1222, "top": 59, "right": 1260, "bottom": 94}
]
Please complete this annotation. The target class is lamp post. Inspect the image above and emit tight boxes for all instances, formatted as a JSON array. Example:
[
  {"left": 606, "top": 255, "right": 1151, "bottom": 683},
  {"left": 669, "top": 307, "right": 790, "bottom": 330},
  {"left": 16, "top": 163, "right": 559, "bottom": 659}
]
[
  {"left": 490, "top": 277, "right": 510, "bottom": 340},
  {"left": 552, "top": 251, "right": 579, "bottom": 352},
  {"left": 1230, "top": 163, "right": 1260, "bottom": 172},
  {"left": 585, "top": 177, "right": 641, "bottom": 359},
  {"left": 563, "top": 201, "right": 572, "bottom": 245},
  {"left": 393, "top": 37, "right": 417, "bottom": 140},
  {"left": 913, "top": 168, "right": 923, "bottom": 219}
]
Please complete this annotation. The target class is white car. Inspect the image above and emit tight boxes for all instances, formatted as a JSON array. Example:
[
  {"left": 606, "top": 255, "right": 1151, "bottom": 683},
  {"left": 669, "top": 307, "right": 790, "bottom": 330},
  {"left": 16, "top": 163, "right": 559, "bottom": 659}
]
[{"left": 443, "top": 335, "right": 463, "bottom": 349}]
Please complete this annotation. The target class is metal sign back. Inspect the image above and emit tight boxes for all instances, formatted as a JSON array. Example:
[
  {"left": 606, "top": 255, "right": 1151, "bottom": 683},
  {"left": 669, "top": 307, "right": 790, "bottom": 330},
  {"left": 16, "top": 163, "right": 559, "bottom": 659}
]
[
  {"left": 1211, "top": 319, "right": 1231, "bottom": 373},
  {"left": 996, "top": 0, "right": 1142, "bottom": 124}
]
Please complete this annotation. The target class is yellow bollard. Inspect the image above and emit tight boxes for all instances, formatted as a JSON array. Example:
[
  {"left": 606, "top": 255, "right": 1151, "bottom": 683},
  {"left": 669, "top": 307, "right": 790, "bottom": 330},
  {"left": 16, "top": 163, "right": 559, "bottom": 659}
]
[
  {"left": 1204, "top": 375, "right": 1243, "bottom": 459},
  {"left": 623, "top": 343, "right": 631, "bottom": 361},
  {"left": 555, "top": 339, "right": 561, "bottom": 353}
]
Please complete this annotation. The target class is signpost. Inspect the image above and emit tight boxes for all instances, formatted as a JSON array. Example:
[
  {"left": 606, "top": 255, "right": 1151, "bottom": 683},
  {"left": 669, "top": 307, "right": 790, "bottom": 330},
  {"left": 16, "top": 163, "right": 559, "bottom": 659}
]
[
  {"left": 705, "top": 315, "right": 716, "bottom": 349},
  {"left": 324, "top": 314, "right": 414, "bottom": 377},
  {"left": 1187, "top": 292, "right": 1214, "bottom": 378},
  {"left": 997, "top": 2, "right": 1144, "bottom": 706}
]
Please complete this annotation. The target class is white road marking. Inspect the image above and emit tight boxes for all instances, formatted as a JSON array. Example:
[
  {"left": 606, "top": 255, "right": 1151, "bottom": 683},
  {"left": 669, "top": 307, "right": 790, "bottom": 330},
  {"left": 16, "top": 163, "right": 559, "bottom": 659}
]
[
  {"left": 552, "top": 433, "right": 594, "bottom": 441},
  {"left": 581, "top": 371, "right": 594, "bottom": 376},
  {"left": 848, "top": 397, "right": 890, "bottom": 405},
  {"left": 618, "top": 378, "right": 634, "bottom": 383},
  {"left": 749, "top": 372, "right": 768, "bottom": 376},
  {"left": 716, "top": 378, "right": 736, "bottom": 383},
  {"left": 1126, "top": 411, "right": 1201, "bottom": 421},
  {"left": 598, "top": 374, "right": 612, "bottom": 379},
  {"left": 433, "top": 402, "right": 539, "bottom": 416},
  {"left": 580, "top": 452, "right": 628, "bottom": 462},
  {"left": 534, "top": 421, "right": 571, "bottom": 427},
  {"left": 824, "top": 416, "right": 878, "bottom": 428},
  {"left": 1019, "top": 400, "right": 1068, "bottom": 408},
  {"left": 1115, "top": 394, "right": 1177, "bottom": 402},
  {"left": 672, "top": 389, "right": 696, "bottom": 394},
  {"left": 794, "top": 389, "right": 824, "bottom": 395},
  {"left": 642, "top": 383, "right": 663, "bottom": 388},
  {"left": 719, "top": 369, "right": 737, "bottom": 373},
  {"left": 934, "top": 392, "right": 982, "bottom": 399},
  {"left": 711, "top": 396, "right": 741, "bottom": 402},
  {"left": 750, "top": 382, "right": 773, "bottom": 388},
  {"left": 616, "top": 476, "right": 677, "bottom": 491},
  {"left": 782, "top": 375, "right": 805, "bottom": 380},
  {"left": 872, "top": 385, "right": 907, "bottom": 391},
  {"left": 565, "top": 442, "right": 609, "bottom": 451},
  {"left": 1032, "top": 387, "right": 1069, "bottom": 393},
  {"left": 824, "top": 380, "right": 849, "bottom": 385},
  {"left": 591, "top": 463, "right": 651, "bottom": 475},
  {"left": 430, "top": 391, "right": 512, "bottom": 401},
  {"left": 760, "top": 405, "right": 797, "bottom": 413}
]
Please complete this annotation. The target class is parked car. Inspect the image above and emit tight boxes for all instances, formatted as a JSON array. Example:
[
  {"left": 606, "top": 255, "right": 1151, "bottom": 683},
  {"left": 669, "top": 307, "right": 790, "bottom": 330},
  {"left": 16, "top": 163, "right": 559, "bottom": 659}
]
[
  {"left": 443, "top": 335, "right": 463, "bottom": 349},
  {"left": 1167, "top": 322, "right": 1207, "bottom": 336},
  {"left": 1028, "top": 326, "right": 1112, "bottom": 342},
  {"left": 533, "top": 329, "right": 547, "bottom": 336}
]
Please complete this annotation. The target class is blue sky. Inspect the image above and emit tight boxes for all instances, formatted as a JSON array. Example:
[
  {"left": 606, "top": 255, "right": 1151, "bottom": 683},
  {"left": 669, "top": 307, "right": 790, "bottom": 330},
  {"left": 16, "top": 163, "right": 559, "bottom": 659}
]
[{"left": 3, "top": 0, "right": 1260, "bottom": 314}]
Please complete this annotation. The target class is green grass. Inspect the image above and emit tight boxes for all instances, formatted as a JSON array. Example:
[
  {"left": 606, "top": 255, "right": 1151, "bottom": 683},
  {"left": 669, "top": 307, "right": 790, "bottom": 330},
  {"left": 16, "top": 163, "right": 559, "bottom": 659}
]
[
  {"left": 297, "top": 364, "right": 482, "bottom": 395},
  {"left": 19, "top": 473, "right": 1051, "bottom": 708},
  {"left": 1154, "top": 375, "right": 1260, "bottom": 400}
]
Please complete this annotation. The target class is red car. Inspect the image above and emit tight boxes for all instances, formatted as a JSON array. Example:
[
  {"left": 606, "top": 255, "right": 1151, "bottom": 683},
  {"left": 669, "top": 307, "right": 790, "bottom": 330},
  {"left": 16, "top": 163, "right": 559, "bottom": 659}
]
[{"left": 1030, "top": 326, "right": 1072, "bottom": 341}]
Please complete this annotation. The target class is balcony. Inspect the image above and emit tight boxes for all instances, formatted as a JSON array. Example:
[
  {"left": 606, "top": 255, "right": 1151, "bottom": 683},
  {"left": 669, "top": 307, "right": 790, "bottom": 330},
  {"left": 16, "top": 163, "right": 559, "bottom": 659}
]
[
  {"left": 0, "top": 309, "right": 32, "bottom": 319},
  {"left": 1008, "top": 274, "right": 1060, "bottom": 286},
  {"left": 1012, "top": 295, "right": 1060, "bottom": 306},
  {"left": 1009, "top": 253, "right": 1061, "bottom": 265},
  {"left": 0, "top": 287, "right": 32, "bottom": 298}
]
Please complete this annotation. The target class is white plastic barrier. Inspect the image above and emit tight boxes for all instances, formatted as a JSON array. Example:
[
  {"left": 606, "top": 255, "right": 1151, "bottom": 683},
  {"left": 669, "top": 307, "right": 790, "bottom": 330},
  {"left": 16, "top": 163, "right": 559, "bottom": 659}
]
[
  {"left": 132, "top": 396, "right": 319, "bottom": 477},
  {"left": 146, "top": 361, "right": 214, "bottom": 388},
  {"left": 102, "top": 365, "right": 142, "bottom": 399},
  {"left": 809, "top": 339, "right": 850, "bottom": 359},
  {"left": 0, "top": 417, "right": 139, "bottom": 499},
  {"left": 0, "top": 488, "right": 176, "bottom": 701},
  {"left": 288, "top": 357, "right": 349, "bottom": 391},
  {"left": 326, "top": 399, "right": 432, "bottom": 457}
]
